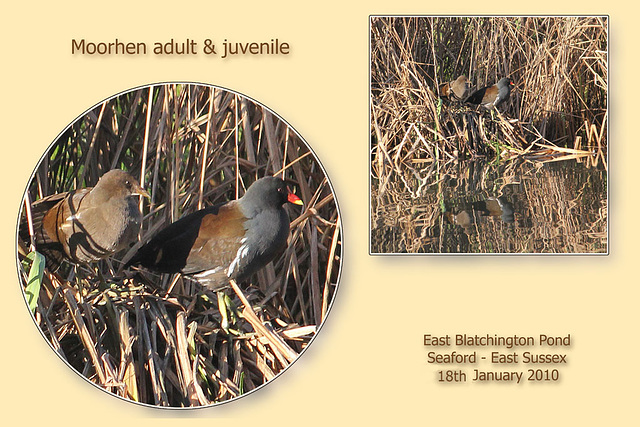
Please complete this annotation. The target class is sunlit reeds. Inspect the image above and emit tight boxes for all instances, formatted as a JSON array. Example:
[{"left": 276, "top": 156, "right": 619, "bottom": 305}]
[
  {"left": 370, "top": 16, "right": 608, "bottom": 179},
  {"left": 17, "top": 83, "right": 341, "bottom": 407},
  {"left": 371, "top": 158, "right": 607, "bottom": 253}
]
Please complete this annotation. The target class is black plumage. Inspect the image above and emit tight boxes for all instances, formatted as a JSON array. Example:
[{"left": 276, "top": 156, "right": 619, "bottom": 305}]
[
  {"left": 466, "top": 77, "right": 514, "bottom": 109},
  {"left": 126, "top": 176, "right": 303, "bottom": 291}
]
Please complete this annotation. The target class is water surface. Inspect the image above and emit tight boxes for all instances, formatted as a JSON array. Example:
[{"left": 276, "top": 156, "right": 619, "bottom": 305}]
[{"left": 371, "top": 158, "right": 607, "bottom": 254}]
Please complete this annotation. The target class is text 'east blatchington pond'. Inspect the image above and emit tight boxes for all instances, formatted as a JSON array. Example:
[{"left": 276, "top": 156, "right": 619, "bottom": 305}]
[
  {"left": 71, "top": 38, "right": 290, "bottom": 59},
  {"left": 423, "top": 333, "right": 572, "bottom": 385}
]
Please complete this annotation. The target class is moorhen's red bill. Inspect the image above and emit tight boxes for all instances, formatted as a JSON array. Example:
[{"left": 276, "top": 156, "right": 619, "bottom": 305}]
[
  {"left": 439, "top": 75, "right": 470, "bottom": 100},
  {"left": 465, "top": 77, "right": 514, "bottom": 109},
  {"left": 126, "top": 176, "right": 303, "bottom": 291},
  {"left": 23, "top": 169, "right": 150, "bottom": 271}
]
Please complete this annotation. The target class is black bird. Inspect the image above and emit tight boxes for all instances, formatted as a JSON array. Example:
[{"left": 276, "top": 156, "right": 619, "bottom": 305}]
[
  {"left": 22, "top": 169, "right": 150, "bottom": 271},
  {"left": 472, "top": 197, "right": 515, "bottom": 223},
  {"left": 466, "top": 77, "right": 514, "bottom": 110},
  {"left": 439, "top": 75, "right": 470, "bottom": 100},
  {"left": 126, "top": 176, "right": 303, "bottom": 291}
]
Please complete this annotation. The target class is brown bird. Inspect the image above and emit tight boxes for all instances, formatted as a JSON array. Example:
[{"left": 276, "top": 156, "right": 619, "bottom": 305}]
[
  {"left": 439, "top": 75, "right": 470, "bottom": 100},
  {"left": 126, "top": 176, "right": 303, "bottom": 291},
  {"left": 22, "top": 169, "right": 149, "bottom": 271},
  {"left": 465, "top": 77, "right": 514, "bottom": 110}
]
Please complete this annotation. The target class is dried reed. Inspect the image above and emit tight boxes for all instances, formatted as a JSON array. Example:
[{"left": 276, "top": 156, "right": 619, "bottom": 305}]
[
  {"left": 17, "top": 83, "right": 341, "bottom": 407},
  {"left": 371, "top": 16, "right": 608, "bottom": 179}
]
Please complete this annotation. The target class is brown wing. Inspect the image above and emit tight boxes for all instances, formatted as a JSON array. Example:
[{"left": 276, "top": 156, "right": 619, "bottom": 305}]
[
  {"left": 183, "top": 202, "right": 247, "bottom": 276},
  {"left": 41, "top": 188, "right": 123, "bottom": 264},
  {"left": 24, "top": 189, "right": 91, "bottom": 270}
]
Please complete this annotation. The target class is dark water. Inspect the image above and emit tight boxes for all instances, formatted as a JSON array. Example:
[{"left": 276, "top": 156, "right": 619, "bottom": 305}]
[{"left": 371, "top": 158, "right": 607, "bottom": 254}]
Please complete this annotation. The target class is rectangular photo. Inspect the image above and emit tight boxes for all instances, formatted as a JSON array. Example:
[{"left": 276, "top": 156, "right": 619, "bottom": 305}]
[{"left": 369, "top": 16, "right": 608, "bottom": 254}]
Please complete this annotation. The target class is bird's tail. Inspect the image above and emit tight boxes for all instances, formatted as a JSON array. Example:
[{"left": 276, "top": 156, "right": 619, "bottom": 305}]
[{"left": 19, "top": 193, "right": 68, "bottom": 272}]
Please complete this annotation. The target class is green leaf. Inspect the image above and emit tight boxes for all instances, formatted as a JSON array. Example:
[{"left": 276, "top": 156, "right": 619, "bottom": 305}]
[{"left": 24, "top": 251, "right": 45, "bottom": 313}]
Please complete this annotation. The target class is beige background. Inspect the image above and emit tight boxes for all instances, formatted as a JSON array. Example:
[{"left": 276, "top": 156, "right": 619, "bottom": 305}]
[{"left": 1, "top": 2, "right": 635, "bottom": 425}]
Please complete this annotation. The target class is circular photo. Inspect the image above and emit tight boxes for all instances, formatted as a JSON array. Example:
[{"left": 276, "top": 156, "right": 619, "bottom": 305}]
[{"left": 16, "top": 83, "right": 342, "bottom": 408}]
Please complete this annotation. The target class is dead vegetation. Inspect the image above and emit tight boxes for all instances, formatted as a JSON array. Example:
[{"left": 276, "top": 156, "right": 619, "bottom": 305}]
[
  {"left": 18, "top": 84, "right": 341, "bottom": 407},
  {"left": 370, "top": 16, "right": 608, "bottom": 178},
  {"left": 371, "top": 157, "right": 607, "bottom": 254}
]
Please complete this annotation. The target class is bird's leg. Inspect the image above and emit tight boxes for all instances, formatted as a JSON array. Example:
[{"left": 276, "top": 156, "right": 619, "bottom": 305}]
[
  {"left": 216, "top": 290, "right": 238, "bottom": 333},
  {"left": 95, "top": 267, "right": 110, "bottom": 292},
  {"left": 217, "top": 290, "right": 229, "bottom": 332}
]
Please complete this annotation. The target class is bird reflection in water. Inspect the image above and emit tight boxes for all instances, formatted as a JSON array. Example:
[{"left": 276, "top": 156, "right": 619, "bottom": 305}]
[{"left": 444, "top": 196, "right": 515, "bottom": 233}]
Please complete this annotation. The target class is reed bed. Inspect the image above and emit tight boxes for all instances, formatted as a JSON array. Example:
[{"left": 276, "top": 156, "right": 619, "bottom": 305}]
[
  {"left": 371, "top": 158, "right": 606, "bottom": 253},
  {"left": 17, "top": 84, "right": 341, "bottom": 407},
  {"left": 371, "top": 16, "right": 608, "bottom": 180}
]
